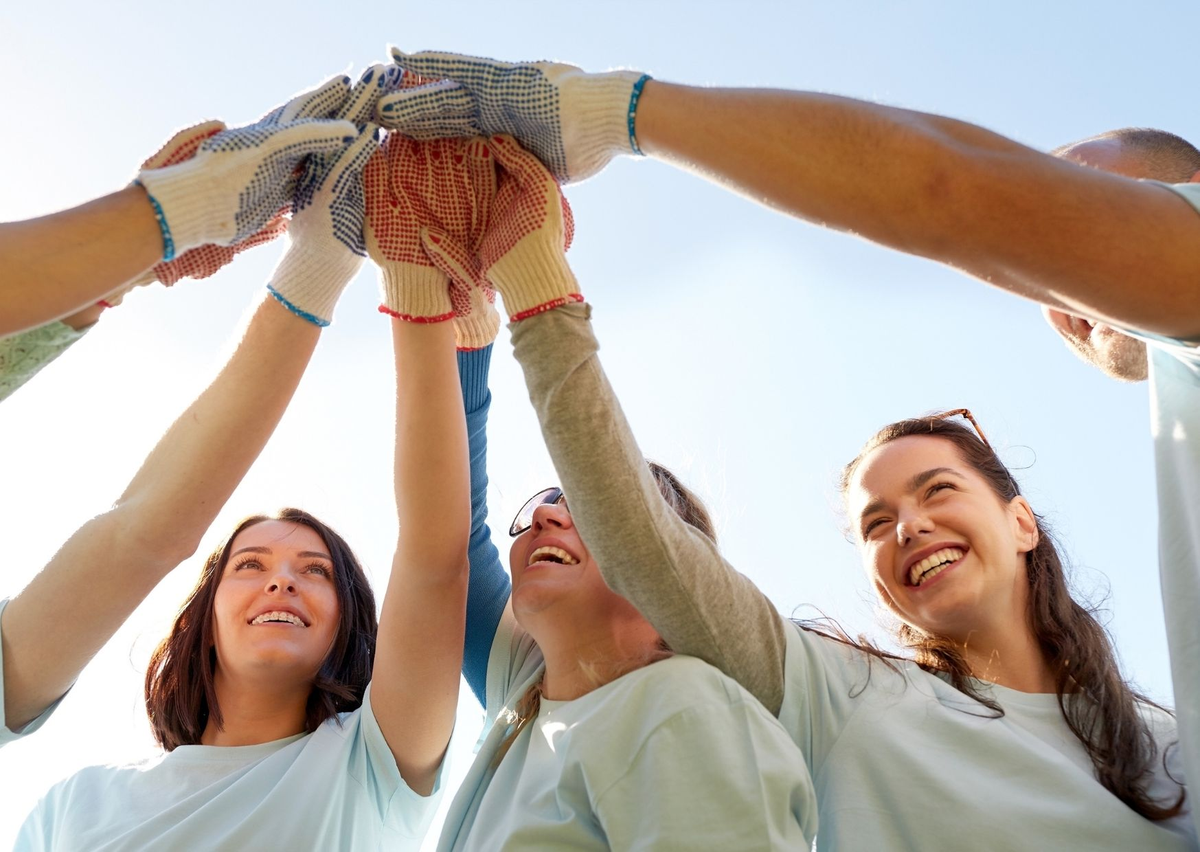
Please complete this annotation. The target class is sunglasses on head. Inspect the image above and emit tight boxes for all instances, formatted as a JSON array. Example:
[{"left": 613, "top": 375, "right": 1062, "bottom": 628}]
[{"left": 509, "top": 487, "right": 567, "bottom": 537}]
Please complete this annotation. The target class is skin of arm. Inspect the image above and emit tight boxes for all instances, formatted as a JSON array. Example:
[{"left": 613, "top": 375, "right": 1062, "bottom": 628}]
[
  {"left": 0, "top": 185, "right": 162, "bottom": 335},
  {"left": 635, "top": 82, "right": 1200, "bottom": 338},
  {"left": 509, "top": 303, "right": 788, "bottom": 715},
  {"left": 1, "top": 295, "right": 320, "bottom": 730},
  {"left": 370, "top": 319, "right": 470, "bottom": 797}
]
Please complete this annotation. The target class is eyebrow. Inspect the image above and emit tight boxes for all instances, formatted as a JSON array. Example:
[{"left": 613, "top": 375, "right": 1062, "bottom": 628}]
[
  {"left": 858, "top": 467, "right": 965, "bottom": 524},
  {"left": 230, "top": 545, "right": 333, "bottom": 561}
]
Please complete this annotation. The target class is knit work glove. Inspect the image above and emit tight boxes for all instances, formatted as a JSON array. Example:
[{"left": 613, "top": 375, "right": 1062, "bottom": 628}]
[
  {"left": 265, "top": 66, "right": 401, "bottom": 326},
  {"left": 379, "top": 48, "right": 651, "bottom": 185},
  {"left": 417, "top": 224, "right": 499, "bottom": 350},
  {"left": 137, "top": 74, "right": 357, "bottom": 258},
  {"left": 364, "top": 134, "right": 498, "bottom": 333},
  {"left": 478, "top": 135, "right": 579, "bottom": 322}
]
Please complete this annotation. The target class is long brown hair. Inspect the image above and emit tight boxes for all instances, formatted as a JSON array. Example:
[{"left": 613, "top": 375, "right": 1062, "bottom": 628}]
[
  {"left": 145, "top": 508, "right": 378, "bottom": 751},
  {"left": 495, "top": 462, "right": 713, "bottom": 762},
  {"left": 826, "top": 415, "right": 1184, "bottom": 820}
]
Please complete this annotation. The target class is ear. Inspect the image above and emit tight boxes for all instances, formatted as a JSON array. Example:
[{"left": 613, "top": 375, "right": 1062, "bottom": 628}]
[
  {"left": 1188, "top": 169, "right": 1200, "bottom": 185},
  {"left": 1010, "top": 496, "right": 1040, "bottom": 553}
]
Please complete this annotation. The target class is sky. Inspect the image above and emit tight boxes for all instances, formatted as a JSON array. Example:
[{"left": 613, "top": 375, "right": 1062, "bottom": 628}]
[{"left": 1, "top": 0, "right": 1197, "bottom": 846}]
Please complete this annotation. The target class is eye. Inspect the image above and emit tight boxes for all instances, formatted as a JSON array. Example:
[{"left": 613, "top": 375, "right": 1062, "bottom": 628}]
[
  {"left": 305, "top": 563, "right": 333, "bottom": 578},
  {"left": 926, "top": 482, "right": 955, "bottom": 499},
  {"left": 862, "top": 517, "right": 889, "bottom": 539},
  {"left": 232, "top": 558, "right": 263, "bottom": 571}
]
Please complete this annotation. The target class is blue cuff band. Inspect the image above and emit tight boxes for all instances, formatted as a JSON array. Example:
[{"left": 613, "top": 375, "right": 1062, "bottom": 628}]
[
  {"left": 627, "top": 74, "right": 651, "bottom": 156},
  {"left": 133, "top": 179, "right": 176, "bottom": 262},
  {"left": 266, "top": 285, "right": 331, "bottom": 328}
]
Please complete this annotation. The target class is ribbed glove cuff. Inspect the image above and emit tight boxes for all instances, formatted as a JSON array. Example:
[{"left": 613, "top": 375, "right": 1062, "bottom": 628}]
[
  {"left": 567, "top": 71, "right": 649, "bottom": 180},
  {"left": 137, "top": 160, "right": 233, "bottom": 254},
  {"left": 377, "top": 263, "right": 455, "bottom": 323},
  {"left": 268, "top": 238, "right": 362, "bottom": 327},
  {"left": 454, "top": 302, "right": 501, "bottom": 350},
  {"left": 488, "top": 235, "right": 583, "bottom": 321}
]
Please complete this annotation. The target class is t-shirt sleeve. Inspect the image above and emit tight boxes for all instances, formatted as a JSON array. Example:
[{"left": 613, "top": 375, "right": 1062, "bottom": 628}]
[
  {"left": 457, "top": 346, "right": 512, "bottom": 707},
  {"left": 594, "top": 686, "right": 818, "bottom": 849},
  {"left": 349, "top": 683, "right": 447, "bottom": 840},
  {"left": 1160, "top": 181, "right": 1200, "bottom": 218},
  {"left": 509, "top": 304, "right": 788, "bottom": 715},
  {"left": 0, "top": 598, "right": 68, "bottom": 747},
  {"left": 0, "top": 321, "right": 90, "bottom": 404}
]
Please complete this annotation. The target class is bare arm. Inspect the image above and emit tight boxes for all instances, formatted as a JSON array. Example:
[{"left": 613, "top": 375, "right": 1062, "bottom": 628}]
[
  {"left": 636, "top": 82, "right": 1200, "bottom": 338},
  {"left": 1, "top": 295, "right": 320, "bottom": 730},
  {"left": 0, "top": 186, "right": 162, "bottom": 335},
  {"left": 371, "top": 318, "right": 469, "bottom": 797}
]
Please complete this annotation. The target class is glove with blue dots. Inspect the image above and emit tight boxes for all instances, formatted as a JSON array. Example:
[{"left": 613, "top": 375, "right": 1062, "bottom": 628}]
[
  {"left": 265, "top": 66, "right": 400, "bottom": 327},
  {"left": 378, "top": 47, "right": 650, "bottom": 185},
  {"left": 136, "top": 74, "right": 357, "bottom": 259}
]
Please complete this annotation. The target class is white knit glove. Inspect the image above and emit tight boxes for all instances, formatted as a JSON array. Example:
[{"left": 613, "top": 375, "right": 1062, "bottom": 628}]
[
  {"left": 137, "top": 75, "right": 357, "bottom": 258},
  {"left": 378, "top": 47, "right": 651, "bottom": 184}
]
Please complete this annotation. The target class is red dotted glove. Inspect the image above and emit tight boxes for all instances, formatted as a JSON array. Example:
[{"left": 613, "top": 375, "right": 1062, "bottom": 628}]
[
  {"left": 364, "top": 133, "right": 499, "bottom": 343},
  {"left": 479, "top": 134, "right": 579, "bottom": 322}
]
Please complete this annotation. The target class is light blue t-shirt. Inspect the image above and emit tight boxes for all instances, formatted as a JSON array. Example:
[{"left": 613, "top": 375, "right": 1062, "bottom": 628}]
[
  {"left": 13, "top": 683, "right": 443, "bottom": 851},
  {"left": 439, "top": 608, "right": 818, "bottom": 850},
  {"left": 778, "top": 621, "right": 1195, "bottom": 851}
]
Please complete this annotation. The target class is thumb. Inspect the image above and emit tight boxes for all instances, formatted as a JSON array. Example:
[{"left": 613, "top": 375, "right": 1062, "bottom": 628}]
[{"left": 420, "top": 226, "right": 481, "bottom": 288}]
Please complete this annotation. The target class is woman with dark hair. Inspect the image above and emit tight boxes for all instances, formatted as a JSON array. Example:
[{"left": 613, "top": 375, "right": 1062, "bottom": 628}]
[
  {"left": 460, "top": 150, "right": 1198, "bottom": 848},
  {"left": 3, "top": 72, "right": 472, "bottom": 849},
  {"left": 428, "top": 136, "right": 816, "bottom": 850}
]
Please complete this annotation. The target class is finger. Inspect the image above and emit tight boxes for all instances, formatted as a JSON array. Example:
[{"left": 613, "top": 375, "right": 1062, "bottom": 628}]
[
  {"left": 389, "top": 47, "right": 514, "bottom": 80},
  {"left": 339, "top": 64, "right": 389, "bottom": 124},
  {"left": 272, "top": 73, "right": 353, "bottom": 123},
  {"left": 267, "top": 119, "right": 360, "bottom": 159},
  {"left": 376, "top": 79, "right": 474, "bottom": 124},
  {"left": 142, "top": 120, "right": 227, "bottom": 169},
  {"left": 486, "top": 133, "right": 547, "bottom": 182},
  {"left": 420, "top": 226, "right": 482, "bottom": 289},
  {"left": 332, "top": 124, "right": 383, "bottom": 179}
]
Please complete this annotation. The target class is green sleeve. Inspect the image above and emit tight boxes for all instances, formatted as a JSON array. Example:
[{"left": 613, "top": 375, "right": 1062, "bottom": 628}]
[{"left": 0, "top": 321, "right": 90, "bottom": 403}]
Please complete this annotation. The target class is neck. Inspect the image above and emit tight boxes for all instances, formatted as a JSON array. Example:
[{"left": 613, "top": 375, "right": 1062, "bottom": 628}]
[
  {"left": 955, "top": 623, "right": 1056, "bottom": 693},
  {"left": 200, "top": 670, "right": 311, "bottom": 746},
  {"left": 527, "top": 613, "right": 663, "bottom": 702}
]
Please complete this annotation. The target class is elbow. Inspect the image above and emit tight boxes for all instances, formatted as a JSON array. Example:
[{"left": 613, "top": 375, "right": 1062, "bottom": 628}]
[{"left": 104, "top": 501, "right": 204, "bottom": 574}]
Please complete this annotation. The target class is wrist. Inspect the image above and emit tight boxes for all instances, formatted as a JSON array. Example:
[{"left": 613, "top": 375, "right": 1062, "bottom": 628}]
[
  {"left": 268, "top": 238, "right": 362, "bottom": 327},
  {"left": 377, "top": 263, "right": 455, "bottom": 323}
]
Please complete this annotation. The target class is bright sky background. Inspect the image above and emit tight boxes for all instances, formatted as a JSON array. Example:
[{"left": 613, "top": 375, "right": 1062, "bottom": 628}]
[{"left": 1, "top": 0, "right": 1197, "bottom": 846}]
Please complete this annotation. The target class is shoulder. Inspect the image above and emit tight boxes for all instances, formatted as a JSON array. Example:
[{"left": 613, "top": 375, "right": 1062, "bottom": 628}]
[{"left": 610, "top": 655, "right": 774, "bottom": 719}]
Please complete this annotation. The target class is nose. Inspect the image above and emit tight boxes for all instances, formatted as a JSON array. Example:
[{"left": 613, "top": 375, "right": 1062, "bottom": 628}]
[
  {"left": 895, "top": 506, "right": 934, "bottom": 546},
  {"left": 265, "top": 565, "right": 298, "bottom": 595},
  {"left": 530, "top": 500, "right": 571, "bottom": 534}
]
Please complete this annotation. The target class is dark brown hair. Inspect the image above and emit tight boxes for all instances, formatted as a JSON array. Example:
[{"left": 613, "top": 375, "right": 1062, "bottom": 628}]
[
  {"left": 496, "top": 462, "right": 711, "bottom": 762},
  {"left": 826, "top": 415, "right": 1184, "bottom": 820},
  {"left": 145, "top": 508, "right": 378, "bottom": 751}
]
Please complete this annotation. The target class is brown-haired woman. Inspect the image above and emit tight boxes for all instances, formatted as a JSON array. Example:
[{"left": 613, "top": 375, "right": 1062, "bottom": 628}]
[
  {"left": 2, "top": 95, "right": 471, "bottom": 848},
  {"left": 472, "top": 163, "right": 1197, "bottom": 847}
]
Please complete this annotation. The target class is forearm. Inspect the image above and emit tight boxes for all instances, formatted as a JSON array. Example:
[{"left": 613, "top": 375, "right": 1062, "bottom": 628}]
[
  {"left": 374, "top": 319, "right": 469, "bottom": 795},
  {"left": 1, "top": 294, "right": 319, "bottom": 729},
  {"left": 0, "top": 185, "right": 162, "bottom": 335},
  {"left": 637, "top": 82, "right": 1200, "bottom": 336},
  {"left": 510, "top": 304, "right": 787, "bottom": 714}
]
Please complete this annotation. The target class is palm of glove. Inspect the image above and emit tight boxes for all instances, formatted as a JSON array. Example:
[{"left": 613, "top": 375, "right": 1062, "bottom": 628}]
[{"left": 364, "top": 132, "right": 498, "bottom": 323}]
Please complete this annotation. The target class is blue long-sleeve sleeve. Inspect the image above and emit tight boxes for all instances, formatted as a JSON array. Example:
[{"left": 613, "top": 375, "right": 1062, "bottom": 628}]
[{"left": 457, "top": 345, "right": 512, "bottom": 706}]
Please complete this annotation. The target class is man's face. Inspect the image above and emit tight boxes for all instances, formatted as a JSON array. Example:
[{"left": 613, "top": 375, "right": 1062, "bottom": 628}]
[{"left": 1042, "top": 138, "right": 1150, "bottom": 382}]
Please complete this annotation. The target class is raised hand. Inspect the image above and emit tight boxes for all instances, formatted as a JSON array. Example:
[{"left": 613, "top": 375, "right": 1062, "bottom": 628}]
[
  {"left": 474, "top": 134, "right": 580, "bottom": 321},
  {"left": 378, "top": 48, "right": 650, "bottom": 185},
  {"left": 136, "top": 75, "right": 357, "bottom": 258},
  {"left": 364, "top": 133, "right": 500, "bottom": 347}
]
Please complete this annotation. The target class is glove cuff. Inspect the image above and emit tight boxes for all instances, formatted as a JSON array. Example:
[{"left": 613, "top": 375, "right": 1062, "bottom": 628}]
[
  {"left": 268, "top": 238, "right": 363, "bottom": 327},
  {"left": 137, "top": 161, "right": 231, "bottom": 254},
  {"left": 566, "top": 70, "right": 649, "bottom": 182},
  {"left": 454, "top": 301, "right": 502, "bottom": 350},
  {"left": 378, "top": 263, "right": 455, "bottom": 323},
  {"left": 488, "top": 236, "right": 583, "bottom": 321}
]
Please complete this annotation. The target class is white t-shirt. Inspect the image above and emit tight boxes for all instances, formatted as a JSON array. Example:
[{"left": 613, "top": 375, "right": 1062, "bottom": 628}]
[
  {"left": 438, "top": 609, "right": 817, "bottom": 851},
  {"left": 778, "top": 621, "right": 1195, "bottom": 851},
  {"left": 5, "top": 608, "right": 443, "bottom": 852}
]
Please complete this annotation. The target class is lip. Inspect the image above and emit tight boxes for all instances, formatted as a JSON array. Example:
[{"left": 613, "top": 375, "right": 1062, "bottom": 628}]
[
  {"left": 247, "top": 605, "right": 310, "bottom": 627},
  {"left": 523, "top": 536, "right": 582, "bottom": 572},
  {"left": 900, "top": 542, "right": 969, "bottom": 587}
]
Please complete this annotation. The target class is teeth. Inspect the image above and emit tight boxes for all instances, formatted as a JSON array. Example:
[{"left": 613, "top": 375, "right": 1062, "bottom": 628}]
[
  {"left": 528, "top": 546, "right": 578, "bottom": 567},
  {"left": 251, "top": 611, "right": 305, "bottom": 626},
  {"left": 908, "top": 548, "right": 965, "bottom": 587}
]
